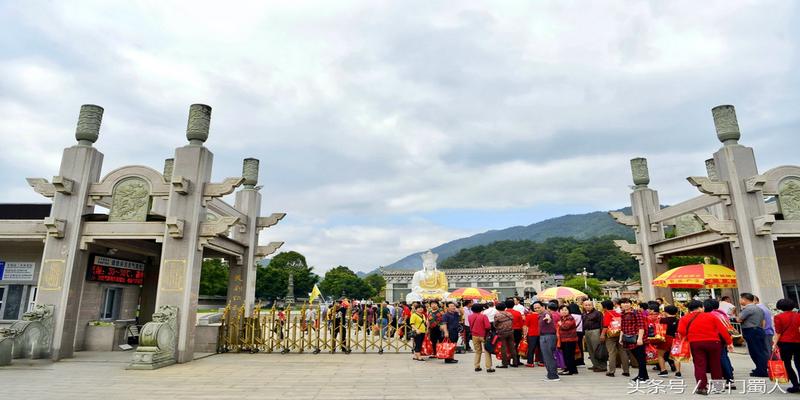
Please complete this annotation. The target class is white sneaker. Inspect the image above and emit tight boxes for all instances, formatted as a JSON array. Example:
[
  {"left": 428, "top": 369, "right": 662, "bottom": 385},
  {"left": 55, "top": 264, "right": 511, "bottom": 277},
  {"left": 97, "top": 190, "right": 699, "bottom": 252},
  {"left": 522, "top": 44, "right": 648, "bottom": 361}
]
[{"left": 542, "top": 378, "right": 561, "bottom": 382}]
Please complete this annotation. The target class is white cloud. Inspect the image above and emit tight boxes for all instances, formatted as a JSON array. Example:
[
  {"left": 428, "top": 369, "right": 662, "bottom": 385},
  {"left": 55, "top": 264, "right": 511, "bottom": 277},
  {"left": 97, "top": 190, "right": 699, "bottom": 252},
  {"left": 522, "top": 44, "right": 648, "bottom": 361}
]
[{"left": 1, "top": 1, "right": 799, "bottom": 271}]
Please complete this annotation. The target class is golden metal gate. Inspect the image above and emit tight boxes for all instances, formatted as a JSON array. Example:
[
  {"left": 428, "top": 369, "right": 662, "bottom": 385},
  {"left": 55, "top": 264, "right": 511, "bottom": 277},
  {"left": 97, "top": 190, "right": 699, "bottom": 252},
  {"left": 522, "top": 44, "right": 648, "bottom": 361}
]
[{"left": 217, "top": 303, "right": 415, "bottom": 354}]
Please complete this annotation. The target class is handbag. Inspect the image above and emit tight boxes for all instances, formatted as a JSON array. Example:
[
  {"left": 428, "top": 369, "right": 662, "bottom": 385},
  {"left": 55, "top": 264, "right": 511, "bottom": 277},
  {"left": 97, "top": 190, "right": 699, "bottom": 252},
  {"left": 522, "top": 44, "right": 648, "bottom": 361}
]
[
  {"left": 518, "top": 338, "right": 529, "bottom": 355},
  {"left": 622, "top": 334, "right": 638, "bottom": 344},
  {"left": 421, "top": 334, "right": 433, "bottom": 356},
  {"left": 645, "top": 344, "right": 659, "bottom": 365},
  {"left": 769, "top": 348, "right": 790, "bottom": 384},
  {"left": 594, "top": 342, "right": 609, "bottom": 362},
  {"left": 484, "top": 329, "right": 497, "bottom": 353},
  {"left": 670, "top": 337, "right": 691, "bottom": 362},
  {"left": 436, "top": 338, "right": 456, "bottom": 359},
  {"left": 554, "top": 348, "right": 566, "bottom": 369}
]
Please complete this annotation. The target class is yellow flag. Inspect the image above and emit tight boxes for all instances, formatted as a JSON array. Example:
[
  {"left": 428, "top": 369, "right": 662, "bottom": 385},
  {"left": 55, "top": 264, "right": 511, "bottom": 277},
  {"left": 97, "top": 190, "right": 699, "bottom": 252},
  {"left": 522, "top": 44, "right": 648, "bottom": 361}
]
[{"left": 309, "top": 284, "right": 321, "bottom": 303}]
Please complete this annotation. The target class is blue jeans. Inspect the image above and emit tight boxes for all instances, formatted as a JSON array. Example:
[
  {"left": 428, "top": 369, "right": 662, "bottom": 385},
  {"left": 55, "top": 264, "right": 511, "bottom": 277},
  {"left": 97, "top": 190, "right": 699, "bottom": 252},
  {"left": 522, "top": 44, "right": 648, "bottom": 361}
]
[
  {"left": 379, "top": 318, "right": 388, "bottom": 338},
  {"left": 742, "top": 327, "right": 769, "bottom": 376},
  {"left": 720, "top": 343, "right": 734, "bottom": 381},
  {"left": 540, "top": 334, "right": 559, "bottom": 379}
]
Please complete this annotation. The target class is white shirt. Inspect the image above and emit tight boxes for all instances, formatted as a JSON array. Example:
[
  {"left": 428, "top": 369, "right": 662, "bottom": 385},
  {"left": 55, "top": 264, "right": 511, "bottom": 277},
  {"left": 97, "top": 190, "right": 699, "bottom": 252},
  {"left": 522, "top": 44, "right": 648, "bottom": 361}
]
[
  {"left": 464, "top": 307, "right": 473, "bottom": 327},
  {"left": 718, "top": 301, "right": 736, "bottom": 317},
  {"left": 483, "top": 307, "right": 497, "bottom": 323},
  {"left": 513, "top": 304, "right": 526, "bottom": 315}
]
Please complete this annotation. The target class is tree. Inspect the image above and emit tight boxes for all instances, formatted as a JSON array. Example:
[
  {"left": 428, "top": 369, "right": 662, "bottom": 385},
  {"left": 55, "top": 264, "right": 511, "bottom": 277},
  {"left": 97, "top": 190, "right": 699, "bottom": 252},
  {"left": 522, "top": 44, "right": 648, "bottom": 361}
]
[
  {"left": 319, "top": 266, "right": 375, "bottom": 300},
  {"left": 562, "top": 275, "right": 604, "bottom": 299},
  {"left": 199, "top": 258, "right": 228, "bottom": 296},
  {"left": 255, "top": 251, "right": 320, "bottom": 300},
  {"left": 363, "top": 274, "right": 386, "bottom": 296}
]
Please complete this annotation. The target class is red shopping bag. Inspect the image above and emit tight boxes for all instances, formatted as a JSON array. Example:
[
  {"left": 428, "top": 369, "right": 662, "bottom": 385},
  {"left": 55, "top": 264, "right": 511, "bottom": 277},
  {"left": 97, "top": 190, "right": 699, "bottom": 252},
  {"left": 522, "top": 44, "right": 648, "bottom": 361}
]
[
  {"left": 421, "top": 335, "right": 433, "bottom": 356},
  {"left": 518, "top": 338, "right": 528, "bottom": 355},
  {"left": 670, "top": 337, "right": 691, "bottom": 362},
  {"left": 436, "top": 339, "right": 456, "bottom": 359},
  {"left": 495, "top": 340, "right": 504, "bottom": 360},
  {"left": 769, "top": 349, "right": 790, "bottom": 384},
  {"left": 645, "top": 344, "right": 659, "bottom": 365}
]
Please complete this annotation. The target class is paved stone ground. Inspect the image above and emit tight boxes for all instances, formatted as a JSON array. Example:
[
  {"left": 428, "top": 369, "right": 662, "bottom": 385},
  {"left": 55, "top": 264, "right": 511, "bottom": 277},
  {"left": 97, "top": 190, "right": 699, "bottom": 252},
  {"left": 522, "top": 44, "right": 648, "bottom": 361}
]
[{"left": 0, "top": 350, "right": 792, "bottom": 399}]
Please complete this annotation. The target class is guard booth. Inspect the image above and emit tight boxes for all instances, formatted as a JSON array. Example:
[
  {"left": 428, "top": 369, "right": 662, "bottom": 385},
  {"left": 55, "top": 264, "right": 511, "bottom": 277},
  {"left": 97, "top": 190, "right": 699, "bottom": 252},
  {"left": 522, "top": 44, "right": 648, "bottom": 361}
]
[{"left": 0, "top": 104, "right": 285, "bottom": 368}]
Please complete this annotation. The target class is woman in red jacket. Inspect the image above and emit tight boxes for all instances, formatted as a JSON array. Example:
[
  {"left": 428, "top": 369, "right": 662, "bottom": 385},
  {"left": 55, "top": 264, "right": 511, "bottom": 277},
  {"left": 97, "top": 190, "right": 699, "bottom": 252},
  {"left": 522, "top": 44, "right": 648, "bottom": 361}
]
[
  {"left": 773, "top": 298, "right": 800, "bottom": 393},
  {"left": 558, "top": 305, "right": 579, "bottom": 375},
  {"left": 677, "top": 300, "right": 733, "bottom": 395}
]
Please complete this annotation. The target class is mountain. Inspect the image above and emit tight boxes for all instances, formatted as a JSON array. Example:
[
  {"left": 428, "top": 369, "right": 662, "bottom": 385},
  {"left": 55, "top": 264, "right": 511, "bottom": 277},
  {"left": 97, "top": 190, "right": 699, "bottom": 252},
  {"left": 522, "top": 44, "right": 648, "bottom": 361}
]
[{"left": 381, "top": 208, "right": 634, "bottom": 270}]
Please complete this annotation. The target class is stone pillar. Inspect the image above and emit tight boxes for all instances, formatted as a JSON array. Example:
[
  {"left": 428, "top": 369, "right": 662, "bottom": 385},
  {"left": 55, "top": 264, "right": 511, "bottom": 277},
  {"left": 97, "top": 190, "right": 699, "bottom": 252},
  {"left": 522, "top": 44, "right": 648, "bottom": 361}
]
[
  {"left": 36, "top": 105, "right": 105, "bottom": 360},
  {"left": 227, "top": 158, "right": 261, "bottom": 316},
  {"left": 710, "top": 105, "right": 783, "bottom": 305},
  {"left": 628, "top": 158, "right": 670, "bottom": 300},
  {"left": 156, "top": 104, "right": 214, "bottom": 364}
]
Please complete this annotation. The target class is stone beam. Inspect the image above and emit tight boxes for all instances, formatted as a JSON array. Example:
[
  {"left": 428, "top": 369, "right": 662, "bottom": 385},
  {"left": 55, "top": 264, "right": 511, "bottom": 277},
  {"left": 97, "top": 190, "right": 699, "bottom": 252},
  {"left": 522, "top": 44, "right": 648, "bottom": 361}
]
[
  {"left": 613, "top": 240, "right": 642, "bottom": 256},
  {"left": 753, "top": 215, "right": 776, "bottom": 236},
  {"left": 199, "top": 216, "right": 239, "bottom": 238},
  {"left": 650, "top": 194, "right": 721, "bottom": 223},
  {"left": 652, "top": 230, "right": 731, "bottom": 257},
  {"left": 694, "top": 212, "right": 737, "bottom": 235},
  {"left": 687, "top": 176, "right": 731, "bottom": 204},
  {"left": 26, "top": 178, "right": 56, "bottom": 198},
  {"left": 255, "top": 242, "right": 284, "bottom": 258},
  {"left": 0, "top": 220, "right": 47, "bottom": 240},
  {"left": 256, "top": 213, "right": 286, "bottom": 229},
  {"left": 772, "top": 221, "right": 800, "bottom": 236},
  {"left": 207, "top": 198, "right": 247, "bottom": 222},
  {"left": 609, "top": 211, "right": 637, "bottom": 228},
  {"left": 204, "top": 177, "right": 245, "bottom": 198}
]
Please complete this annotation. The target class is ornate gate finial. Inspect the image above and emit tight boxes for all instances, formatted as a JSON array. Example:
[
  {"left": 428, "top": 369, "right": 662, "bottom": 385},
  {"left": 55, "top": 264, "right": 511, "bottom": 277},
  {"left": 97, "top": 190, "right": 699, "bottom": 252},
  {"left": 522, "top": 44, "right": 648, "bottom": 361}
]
[
  {"left": 75, "top": 104, "right": 104, "bottom": 146},
  {"left": 186, "top": 104, "right": 212, "bottom": 145},
  {"left": 712, "top": 105, "right": 740, "bottom": 145},
  {"left": 630, "top": 157, "right": 650, "bottom": 187}
]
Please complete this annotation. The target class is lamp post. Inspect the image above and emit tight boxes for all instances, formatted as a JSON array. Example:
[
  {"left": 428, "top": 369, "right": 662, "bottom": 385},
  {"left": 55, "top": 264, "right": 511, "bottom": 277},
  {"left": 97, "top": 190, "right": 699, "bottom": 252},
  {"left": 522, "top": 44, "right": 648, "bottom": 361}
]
[{"left": 580, "top": 267, "right": 594, "bottom": 290}]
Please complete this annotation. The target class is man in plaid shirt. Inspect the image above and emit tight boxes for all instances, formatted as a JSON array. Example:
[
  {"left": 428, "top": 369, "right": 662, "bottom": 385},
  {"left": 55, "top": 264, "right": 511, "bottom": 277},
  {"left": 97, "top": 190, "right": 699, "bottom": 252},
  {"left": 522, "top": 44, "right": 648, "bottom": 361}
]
[{"left": 619, "top": 298, "right": 649, "bottom": 382}]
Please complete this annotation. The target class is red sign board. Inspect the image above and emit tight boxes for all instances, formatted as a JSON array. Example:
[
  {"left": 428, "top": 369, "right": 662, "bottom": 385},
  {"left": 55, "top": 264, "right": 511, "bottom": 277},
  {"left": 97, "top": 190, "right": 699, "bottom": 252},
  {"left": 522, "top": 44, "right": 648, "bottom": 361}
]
[{"left": 87, "top": 255, "right": 145, "bottom": 285}]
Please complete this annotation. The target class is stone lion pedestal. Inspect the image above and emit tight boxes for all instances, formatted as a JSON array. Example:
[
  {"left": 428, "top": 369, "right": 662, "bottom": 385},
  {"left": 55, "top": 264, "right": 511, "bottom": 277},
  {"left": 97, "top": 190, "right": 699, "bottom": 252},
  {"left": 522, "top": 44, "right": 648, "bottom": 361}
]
[{"left": 128, "top": 305, "right": 178, "bottom": 370}]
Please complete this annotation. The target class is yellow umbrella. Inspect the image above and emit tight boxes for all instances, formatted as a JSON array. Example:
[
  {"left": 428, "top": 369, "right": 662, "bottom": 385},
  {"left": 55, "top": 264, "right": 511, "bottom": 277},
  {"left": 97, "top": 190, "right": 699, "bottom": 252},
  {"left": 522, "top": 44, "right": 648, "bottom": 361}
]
[
  {"left": 538, "top": 286, "right": 587, "bottom": 301},
  {"left": 652, "top": 264, "right": 737, "bottom": 289},
  {"left": 449, "top": 287, "right": 496, "bottom": 300}
]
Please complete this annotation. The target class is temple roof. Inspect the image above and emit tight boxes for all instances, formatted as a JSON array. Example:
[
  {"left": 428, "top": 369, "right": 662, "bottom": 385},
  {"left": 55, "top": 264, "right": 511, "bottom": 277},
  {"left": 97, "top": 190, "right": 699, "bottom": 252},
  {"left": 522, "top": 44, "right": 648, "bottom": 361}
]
[{"left": 381, "top": 264, "right": 546, "bottom": 276}]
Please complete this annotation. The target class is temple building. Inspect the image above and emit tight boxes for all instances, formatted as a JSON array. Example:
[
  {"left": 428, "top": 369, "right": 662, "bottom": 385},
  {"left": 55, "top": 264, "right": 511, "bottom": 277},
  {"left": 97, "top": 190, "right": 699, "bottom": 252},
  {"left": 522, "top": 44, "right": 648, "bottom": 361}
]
[
  {"left": 0, "top": 104, "right": 284, "bottom": 368},
  {"left": 381, "top": 264, "right": 548, "bottom": 302}
]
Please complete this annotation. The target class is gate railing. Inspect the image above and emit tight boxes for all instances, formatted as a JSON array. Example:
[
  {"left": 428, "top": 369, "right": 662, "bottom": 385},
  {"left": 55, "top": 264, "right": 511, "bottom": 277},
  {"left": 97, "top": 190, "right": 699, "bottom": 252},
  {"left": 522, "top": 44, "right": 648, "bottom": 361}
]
[{"left": 218, "top": 303, "right": 414, "bottom": 354}]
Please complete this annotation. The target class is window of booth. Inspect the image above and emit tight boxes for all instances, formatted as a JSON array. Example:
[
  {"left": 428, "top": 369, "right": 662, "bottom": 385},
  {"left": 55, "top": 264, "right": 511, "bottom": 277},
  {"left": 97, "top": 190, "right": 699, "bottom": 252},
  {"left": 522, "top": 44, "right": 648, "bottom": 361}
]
[
  {"left": 100, "top": 287, "right": 122, "bottom": 321},
  {"left": 0, "top": 286, "right": 5, "bottom": 317}
]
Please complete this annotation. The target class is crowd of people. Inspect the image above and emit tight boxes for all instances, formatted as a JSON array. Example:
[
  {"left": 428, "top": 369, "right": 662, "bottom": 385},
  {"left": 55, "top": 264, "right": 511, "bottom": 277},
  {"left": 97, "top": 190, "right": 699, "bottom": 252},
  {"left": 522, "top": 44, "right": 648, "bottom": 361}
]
[{"left": 334, "top": 292, "right": 800, "bottom": 395}]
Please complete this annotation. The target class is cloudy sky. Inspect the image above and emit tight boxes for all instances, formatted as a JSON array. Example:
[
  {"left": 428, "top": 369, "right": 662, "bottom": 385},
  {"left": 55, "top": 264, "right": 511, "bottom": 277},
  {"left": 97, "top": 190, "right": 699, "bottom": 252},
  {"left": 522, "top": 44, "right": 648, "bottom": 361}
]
[{"left": 1, "top": 1, "right": 799, "bottom": 273}]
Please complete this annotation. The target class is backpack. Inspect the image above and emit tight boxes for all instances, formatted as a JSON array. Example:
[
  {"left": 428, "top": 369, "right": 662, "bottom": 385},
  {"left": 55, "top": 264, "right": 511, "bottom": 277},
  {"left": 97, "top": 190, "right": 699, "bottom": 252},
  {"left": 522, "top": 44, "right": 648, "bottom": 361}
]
[
  {"left": 484, "top": 329, "right": 497, "bottom": 353},
  {"left": 494, "top": 312, "right": 513, "bottom": 335}
]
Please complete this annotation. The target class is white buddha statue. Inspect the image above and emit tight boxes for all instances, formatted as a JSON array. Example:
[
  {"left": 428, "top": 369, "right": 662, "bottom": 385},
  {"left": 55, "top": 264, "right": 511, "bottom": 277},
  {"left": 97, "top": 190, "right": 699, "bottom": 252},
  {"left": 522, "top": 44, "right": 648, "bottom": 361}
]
[{"left": 406, "top": 250, "right": 449, "bottom": 302}]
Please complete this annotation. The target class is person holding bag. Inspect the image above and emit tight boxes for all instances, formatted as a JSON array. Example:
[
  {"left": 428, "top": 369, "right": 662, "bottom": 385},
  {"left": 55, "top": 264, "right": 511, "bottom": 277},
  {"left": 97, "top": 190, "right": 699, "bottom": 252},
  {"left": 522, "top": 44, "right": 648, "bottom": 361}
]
[
  {"left": 440, "top": 301, "right": 460, "bottom": 364},
  {"left": 468, "top": 303, "right": 494, "bottom": 373},
  {"left": 677, "top": 300, "right": 733, "bottom": 396},
  {"left": 773, "top": 298, "right": 800, "bottom": 393},
  {"left": 494, "top": 303, "right": 519, "bottom": 368},
  {"left": 558, "top": 305, "right": 579, "bottom": 375},
  {"left": 410, "top": 304, "right": 428, "bottom": 361},
  {"left": 600, "top": 299, "right": 629, "bottom": 377},
  {"left": 619, "top": 298, "right": 648, "bottom": 382}
]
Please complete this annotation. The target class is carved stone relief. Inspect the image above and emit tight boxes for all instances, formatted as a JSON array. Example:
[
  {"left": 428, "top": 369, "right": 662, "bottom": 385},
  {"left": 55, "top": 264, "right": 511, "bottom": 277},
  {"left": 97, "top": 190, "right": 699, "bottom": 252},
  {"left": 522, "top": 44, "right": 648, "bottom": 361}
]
[
  {"left": 779, "top": 178, "right": 800, "bottom": 220},
  {"left": 108, "top": 177, "right": 150, "bottom": 222},
  {"left": 675, "top": 214, "right": 704, "bottom": 236}
]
